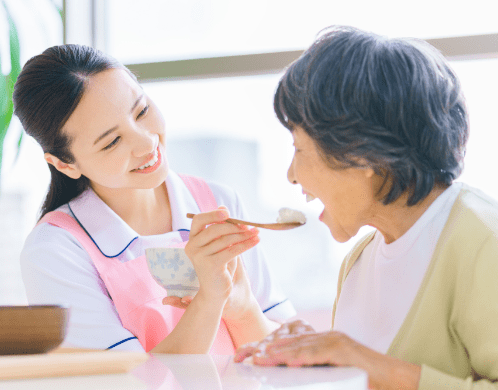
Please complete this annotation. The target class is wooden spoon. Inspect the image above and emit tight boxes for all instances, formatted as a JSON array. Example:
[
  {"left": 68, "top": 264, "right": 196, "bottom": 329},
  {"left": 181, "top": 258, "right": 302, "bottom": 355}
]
[{"left": 186, "top": 213, "right": 305, "bottom": 231}]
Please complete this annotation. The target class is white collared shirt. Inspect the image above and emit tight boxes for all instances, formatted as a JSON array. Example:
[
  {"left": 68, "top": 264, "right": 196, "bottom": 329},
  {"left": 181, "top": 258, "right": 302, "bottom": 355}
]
[{"left": 20, "top": 171, "right": 296, "bottom": 351}]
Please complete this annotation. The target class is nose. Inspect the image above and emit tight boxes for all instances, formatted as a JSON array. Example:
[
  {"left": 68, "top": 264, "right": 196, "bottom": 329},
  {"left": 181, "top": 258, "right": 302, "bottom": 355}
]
[
  {"left": 287, "top": 156, "right": 298, "bottom": 185},
  {"left": 131, "top": 128, "right": 156, "bottom": 157}
]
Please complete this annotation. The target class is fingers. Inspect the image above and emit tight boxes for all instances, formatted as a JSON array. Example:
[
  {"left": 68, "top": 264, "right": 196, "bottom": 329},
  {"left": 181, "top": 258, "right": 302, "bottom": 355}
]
[
  {"left": 233, "top": 341, "right": 258, "bottom": 363},
  {"left": 196, "top": 227, "right": 259, "bottom": 255},
  {"left": 268, "top": 320, "right": 315, "bottom": 341},
  {"left": 212, "top": 229, "right": 259, "bottom": 258},
  {"left": 187, "top": 228, "right": 260, "bottom": 268},
  {"left": 193, "top": 222, "right": 250, "bottom": 248},
  {"left": 251, "top": 334, "right": 315, "bottom": 367},
  {"left": 234, "top": 324, "right": 282, "bottom": 363},
  {"left": 260, "top": 335, "right": 333, "bottom": 367},
  {"left": 185, "top": 207, "right": 260, "bottom": 301},
  {"left": 234, "top": 320, "right": 317, "bottom": 364},
  {"left": 231, "top": 255, "right": 247, "bottom": 282},
  {"left": 227, "top": 257, "right": 237, "bottom": 279},
  {"left": 162, "top": 296, "right": 184, "bottom": 308},
  {"left": 187, "top": 207, "right": 259, "bottom": 262},
  {"left": 181, "top": 296, "right": 193, "bottom": 305},
  {"left": 284, "top": 319, "right": 315, "bottom": 335},
  {"left": 250, "top": 331, "right": 349, "bottom": 367},
  {"left": 162, "top": 295, "right": 193, "bottom": 309},
  {"left": 189, "top": 208, "right": 231, "bottom": 237}
]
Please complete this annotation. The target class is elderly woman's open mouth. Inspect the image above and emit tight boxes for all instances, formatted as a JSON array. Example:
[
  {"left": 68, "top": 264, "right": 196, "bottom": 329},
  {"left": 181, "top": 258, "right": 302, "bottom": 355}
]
[{"left": 302, "top": 191, "right": 326, "bottom": 220}]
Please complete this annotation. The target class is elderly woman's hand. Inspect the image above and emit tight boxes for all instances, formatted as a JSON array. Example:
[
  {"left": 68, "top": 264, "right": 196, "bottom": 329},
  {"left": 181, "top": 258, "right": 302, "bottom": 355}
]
[
  {"left": 235, "top": 322, "right": 421, "bottom": 390},
  {"left": 234, "top": 320, "right": 315, "bottom": 362}
]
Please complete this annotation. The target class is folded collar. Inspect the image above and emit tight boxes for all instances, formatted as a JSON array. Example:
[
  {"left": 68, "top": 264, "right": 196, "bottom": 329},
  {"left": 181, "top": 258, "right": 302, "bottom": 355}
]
[{"left": 68, "top": 171, "right": 200, "bottom": 258}]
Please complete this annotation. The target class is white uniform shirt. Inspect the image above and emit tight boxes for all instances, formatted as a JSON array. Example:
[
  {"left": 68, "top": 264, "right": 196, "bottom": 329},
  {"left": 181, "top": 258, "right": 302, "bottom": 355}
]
[
  {"left": 20, "top": 171, "right": 296, "bottom": 351},
  {"left": 333, "top": 183, "right": 462, "bottom": 354}
]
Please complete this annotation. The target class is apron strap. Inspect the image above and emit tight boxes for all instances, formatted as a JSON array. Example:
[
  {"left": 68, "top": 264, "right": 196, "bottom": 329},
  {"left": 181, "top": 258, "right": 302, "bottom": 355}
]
[
  {"left": 178, "top": 174, "right": 218, "bottom": 212},
  {"left": 36, "top": 210, "right": 116, "bottom": 272},
  {"left": 36, "top": 174, "right": 218, "bottom": 265}
]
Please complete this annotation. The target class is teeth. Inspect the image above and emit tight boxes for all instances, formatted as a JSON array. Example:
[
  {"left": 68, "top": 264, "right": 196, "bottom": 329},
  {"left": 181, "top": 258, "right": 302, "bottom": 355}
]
[
  {"left": 306, "top": 194, "right": 316, "bottom": 202},
  {"left": 136, "top": 149, "right": 158, "bottom": 170}
]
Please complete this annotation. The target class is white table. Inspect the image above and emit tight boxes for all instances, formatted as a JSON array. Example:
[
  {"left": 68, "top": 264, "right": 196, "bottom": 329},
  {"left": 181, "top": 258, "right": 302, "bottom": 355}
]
[{"left": 1, "top": 354, "right": 368, "bottom": 390}]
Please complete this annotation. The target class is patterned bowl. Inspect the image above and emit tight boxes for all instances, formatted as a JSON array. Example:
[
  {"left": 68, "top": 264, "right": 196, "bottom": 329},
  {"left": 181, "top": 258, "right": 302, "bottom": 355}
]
[{"left": 146, "top": 248, "right": 200, "bottom": 298}]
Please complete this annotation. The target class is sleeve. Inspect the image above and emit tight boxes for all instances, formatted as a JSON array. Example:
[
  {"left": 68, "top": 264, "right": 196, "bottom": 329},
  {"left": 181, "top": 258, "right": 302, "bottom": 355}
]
[
  {"left": 418, "top": 365, "right": 498, "bottom": 390},
  {"left": 207, "top": 180, "right": 297, "bottom": 323},
  {"left": 418, "top": 235, "right": 498, "bottom": 390},
  {"left": 20, "top": 223, "right": 144, "bottom": 352}
]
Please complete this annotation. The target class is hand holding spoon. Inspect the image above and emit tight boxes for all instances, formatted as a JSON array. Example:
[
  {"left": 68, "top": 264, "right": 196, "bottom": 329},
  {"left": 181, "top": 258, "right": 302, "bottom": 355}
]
[{"left": 186, "top": 213, "right": 305, "bottom": 231}]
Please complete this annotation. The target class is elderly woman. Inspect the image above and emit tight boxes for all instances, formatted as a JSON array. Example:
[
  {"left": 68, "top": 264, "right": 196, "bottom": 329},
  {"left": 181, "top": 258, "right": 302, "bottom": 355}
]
[{"left": 235, "top": 26, "right": 498, "bottom": 389}]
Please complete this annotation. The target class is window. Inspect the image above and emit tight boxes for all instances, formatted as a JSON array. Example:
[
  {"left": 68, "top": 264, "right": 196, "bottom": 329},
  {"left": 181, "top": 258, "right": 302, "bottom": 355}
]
[
  {"left": 451, "top": 58, "right": 498, "bottom": 198},
  {"left": 107, "top": 0, "right": 498, "bottom": 63}
]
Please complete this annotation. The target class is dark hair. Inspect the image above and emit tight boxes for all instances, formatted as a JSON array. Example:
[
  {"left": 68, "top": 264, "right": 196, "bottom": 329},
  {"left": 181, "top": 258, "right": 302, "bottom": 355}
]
[
  {"left": 13, "top": 44, "right": 135, "bottom": 218},
  {"left": 274, "top": 26, "right": 469, "bottom": 206}
]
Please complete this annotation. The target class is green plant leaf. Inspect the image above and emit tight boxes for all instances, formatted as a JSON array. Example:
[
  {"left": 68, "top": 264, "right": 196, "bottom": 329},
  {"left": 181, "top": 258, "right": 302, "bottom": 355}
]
[
  {"left": 14, "top": 129, "right": 23, "bottom": 161},
  {"left": 49, "top": 0, "right": 63, "bottom": 20},
  {"left": 0, "top": 66, "right": 7, "bottom": 116},
  {"left": 0, "top": 0, "right": 22, "bottom": 184}
]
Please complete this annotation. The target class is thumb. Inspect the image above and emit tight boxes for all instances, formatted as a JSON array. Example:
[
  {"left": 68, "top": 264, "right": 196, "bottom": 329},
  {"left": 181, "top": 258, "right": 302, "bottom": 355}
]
[
  {"left": 218, "top": 205, "right": 229, "bottom": 215},
  {"left": 233, "top": 255, "right": 248, "bottom": 283}
]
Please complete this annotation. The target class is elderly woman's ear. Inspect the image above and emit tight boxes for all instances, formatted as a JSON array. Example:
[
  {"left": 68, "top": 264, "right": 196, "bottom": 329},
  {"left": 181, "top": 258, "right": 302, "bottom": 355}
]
[{"left": 354, "top": 159, "right": 375, "bottom": 178}]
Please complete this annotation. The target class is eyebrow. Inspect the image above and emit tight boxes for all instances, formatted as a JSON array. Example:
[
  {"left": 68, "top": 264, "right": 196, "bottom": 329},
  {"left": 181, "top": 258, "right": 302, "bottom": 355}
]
[{"left": 93, "top": 93, "right": 145, "bottom": 145}]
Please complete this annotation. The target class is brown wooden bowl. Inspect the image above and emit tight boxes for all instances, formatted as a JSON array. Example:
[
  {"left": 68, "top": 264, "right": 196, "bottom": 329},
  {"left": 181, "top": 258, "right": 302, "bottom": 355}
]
[{"left": 0, "top": 305, "right": 69, "bottom": 355}]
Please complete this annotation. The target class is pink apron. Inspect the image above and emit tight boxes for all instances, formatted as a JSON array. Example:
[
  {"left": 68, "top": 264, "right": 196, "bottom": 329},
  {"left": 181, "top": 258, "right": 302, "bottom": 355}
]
[{"left": 37, "top": 174, "right": 235, "bottom": 354}]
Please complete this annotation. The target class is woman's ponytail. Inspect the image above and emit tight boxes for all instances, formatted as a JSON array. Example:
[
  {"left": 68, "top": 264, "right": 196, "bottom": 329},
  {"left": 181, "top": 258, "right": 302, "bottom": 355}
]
[{"left": 41, "top": 166, "right": 89, "bottom": 218}]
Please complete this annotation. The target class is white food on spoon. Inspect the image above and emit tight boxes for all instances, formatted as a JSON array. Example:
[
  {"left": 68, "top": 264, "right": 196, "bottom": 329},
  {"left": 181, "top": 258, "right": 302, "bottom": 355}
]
[{"left": 276, "top": 207, "right": 306, "bottom": 224}]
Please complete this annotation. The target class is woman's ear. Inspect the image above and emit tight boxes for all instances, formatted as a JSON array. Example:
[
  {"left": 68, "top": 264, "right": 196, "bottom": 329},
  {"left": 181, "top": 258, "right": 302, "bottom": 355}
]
[
  {"left": 364, "top": 166, "right": 375, "bottom": 179},
  {"left": 353, "top": 157, "right": 375, "bottom": 179},
  {"left": 44, "top": 153, "right": 82, "bottom": 180}
]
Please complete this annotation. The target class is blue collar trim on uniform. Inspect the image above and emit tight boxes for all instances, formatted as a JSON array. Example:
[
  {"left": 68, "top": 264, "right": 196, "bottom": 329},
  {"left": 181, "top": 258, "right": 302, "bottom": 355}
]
[
  {"left": 68, "top": 203, "right": 139, "bottom": 259},
  {"left": 263, "top": 298, "right": 288, "bottom": 313},
  {"left": 107, "top": 336, "right": 138, "bottom": 350},
  {"left": 66, "top": 172, "right": 195, "bottom": 257}
]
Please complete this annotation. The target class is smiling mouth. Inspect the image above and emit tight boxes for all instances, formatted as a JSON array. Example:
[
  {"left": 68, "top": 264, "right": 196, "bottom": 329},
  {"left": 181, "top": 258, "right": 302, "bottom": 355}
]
[{"left": 132, "top": 147, "right": 160, "bottom": 172}]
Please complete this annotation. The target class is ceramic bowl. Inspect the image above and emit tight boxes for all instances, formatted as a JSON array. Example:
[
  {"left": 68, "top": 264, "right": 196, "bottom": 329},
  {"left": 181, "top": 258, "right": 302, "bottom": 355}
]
[
  {"left": 146, "top": 247, "right": 200, "bottom": 298},
  {"left": 0, "top": 305, "right": 69, "bottom": 355}
]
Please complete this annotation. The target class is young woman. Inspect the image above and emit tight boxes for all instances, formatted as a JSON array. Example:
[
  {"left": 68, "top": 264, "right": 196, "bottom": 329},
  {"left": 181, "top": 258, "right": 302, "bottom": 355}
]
[{"left": 14, "top": 44, "right": 295, "bottom": 353}]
